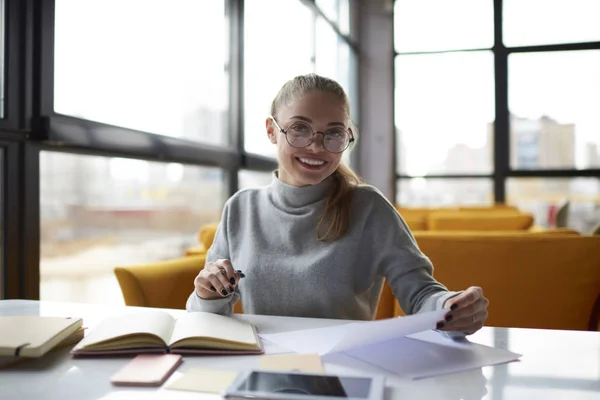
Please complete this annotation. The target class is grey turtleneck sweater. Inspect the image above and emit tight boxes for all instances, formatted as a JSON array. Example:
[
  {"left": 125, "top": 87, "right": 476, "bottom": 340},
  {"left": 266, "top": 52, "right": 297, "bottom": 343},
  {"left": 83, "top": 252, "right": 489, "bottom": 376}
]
[{"left": 186, "top": 172, "right": 456, "bottom": 320}]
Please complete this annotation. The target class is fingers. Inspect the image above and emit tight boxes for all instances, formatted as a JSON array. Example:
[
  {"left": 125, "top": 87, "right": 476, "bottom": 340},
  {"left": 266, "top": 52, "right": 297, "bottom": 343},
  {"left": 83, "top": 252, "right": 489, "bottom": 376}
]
[
  {"left": 194, "top": 259, "right": 238, "bottom": 299},
  {"left": 440, "top": 295, "right": 489, "bottom": 334},
  {"left": 215, "top": 259, "right": 238, "bottom": 286},
  {"left": 444, "top": 286, "right": 483, "bottom": 310}
]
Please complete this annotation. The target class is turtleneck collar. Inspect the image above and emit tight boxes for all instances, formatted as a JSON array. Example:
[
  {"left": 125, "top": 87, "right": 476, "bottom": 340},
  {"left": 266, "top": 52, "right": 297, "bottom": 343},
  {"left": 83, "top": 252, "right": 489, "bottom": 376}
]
[{"left": 268, "top": 170, "right": 333, "bottom": 209}]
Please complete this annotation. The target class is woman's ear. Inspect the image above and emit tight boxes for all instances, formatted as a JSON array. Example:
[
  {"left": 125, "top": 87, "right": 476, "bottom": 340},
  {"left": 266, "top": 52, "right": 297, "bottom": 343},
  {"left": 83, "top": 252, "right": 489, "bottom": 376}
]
[{"left": 266, "top": 118, "right": 277, "bottom": 144}]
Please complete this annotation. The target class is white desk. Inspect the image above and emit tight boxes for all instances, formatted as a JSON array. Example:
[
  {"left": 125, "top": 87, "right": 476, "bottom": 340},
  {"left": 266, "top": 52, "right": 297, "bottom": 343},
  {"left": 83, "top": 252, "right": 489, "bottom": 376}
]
[{"left": 0, "top": 300, "right": 598, "bottom": 400}]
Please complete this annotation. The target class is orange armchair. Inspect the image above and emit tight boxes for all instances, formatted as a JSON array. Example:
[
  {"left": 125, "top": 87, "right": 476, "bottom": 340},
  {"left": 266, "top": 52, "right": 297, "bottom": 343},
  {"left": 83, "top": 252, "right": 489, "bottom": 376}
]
[{"left": 114, "top": 255, "right": 205, "bottom": 309}]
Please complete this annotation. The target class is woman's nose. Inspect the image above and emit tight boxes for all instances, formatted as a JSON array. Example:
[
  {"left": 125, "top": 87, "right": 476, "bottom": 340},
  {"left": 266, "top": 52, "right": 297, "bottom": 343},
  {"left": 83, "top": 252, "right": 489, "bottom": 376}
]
[{"left": 306, "top": 132, "right": 325, "bottom": 151}]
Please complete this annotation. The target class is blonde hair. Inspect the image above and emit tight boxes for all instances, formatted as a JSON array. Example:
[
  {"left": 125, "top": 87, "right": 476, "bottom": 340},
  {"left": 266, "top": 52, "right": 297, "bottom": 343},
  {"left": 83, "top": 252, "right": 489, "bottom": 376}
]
[{"left": 270, "top": 73, "right": 363, "bottom": 241}]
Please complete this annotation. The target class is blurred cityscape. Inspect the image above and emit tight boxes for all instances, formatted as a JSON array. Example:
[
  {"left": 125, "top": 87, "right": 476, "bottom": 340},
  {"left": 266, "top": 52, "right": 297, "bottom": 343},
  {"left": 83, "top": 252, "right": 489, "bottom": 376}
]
[{"left": 397, "top": 115, "right": 600, "bottom": 233}]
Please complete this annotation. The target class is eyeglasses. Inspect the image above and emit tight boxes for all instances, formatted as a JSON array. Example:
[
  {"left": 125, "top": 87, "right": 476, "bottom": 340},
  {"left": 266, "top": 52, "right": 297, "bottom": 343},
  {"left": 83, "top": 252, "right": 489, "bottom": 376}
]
[{"left": 269, "top": 117, "right": 354, "bottom": 154}]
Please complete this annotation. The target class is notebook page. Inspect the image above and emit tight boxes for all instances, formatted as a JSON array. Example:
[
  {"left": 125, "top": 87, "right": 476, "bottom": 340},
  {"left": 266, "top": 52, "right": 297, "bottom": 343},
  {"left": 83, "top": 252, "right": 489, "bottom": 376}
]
[
  {"left": 73, "top": 310, "right": 174, "bottom": 351},
  {"left": 169, "top": 312, "right": 257, "bottom": 347}
]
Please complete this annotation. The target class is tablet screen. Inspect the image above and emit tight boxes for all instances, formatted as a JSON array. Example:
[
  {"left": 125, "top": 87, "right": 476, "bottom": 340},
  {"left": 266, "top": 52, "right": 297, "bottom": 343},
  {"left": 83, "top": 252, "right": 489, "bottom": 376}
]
[{"left": 235, "top": 371, "right": 372, "bottom": 398}]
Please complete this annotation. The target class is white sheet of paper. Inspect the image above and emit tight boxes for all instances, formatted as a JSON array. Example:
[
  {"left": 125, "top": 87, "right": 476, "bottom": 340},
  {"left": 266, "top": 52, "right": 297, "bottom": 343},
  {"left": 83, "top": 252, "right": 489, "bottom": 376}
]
[
  {"left": 342, "top": 330, "right": 522, "bottom": 379},
  {"left": 259, "top": 308, "right": 447, "bottom": 355}
]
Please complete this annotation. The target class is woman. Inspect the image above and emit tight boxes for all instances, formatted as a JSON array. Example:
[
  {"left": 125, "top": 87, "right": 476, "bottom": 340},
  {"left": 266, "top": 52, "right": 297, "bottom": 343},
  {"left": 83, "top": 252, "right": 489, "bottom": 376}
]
[{"left": 187, "top": 73, "right": 488, "bottom": 334}]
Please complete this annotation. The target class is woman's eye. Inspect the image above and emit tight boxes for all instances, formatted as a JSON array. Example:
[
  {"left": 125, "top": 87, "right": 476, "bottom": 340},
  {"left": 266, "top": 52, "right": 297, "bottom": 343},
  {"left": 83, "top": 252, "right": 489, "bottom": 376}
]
[
  {"left": 292, "top": 125, "right": 310, "bottom": 133},
  {"left": 326, "top": 129, "right": 344, "bottom": 138}
]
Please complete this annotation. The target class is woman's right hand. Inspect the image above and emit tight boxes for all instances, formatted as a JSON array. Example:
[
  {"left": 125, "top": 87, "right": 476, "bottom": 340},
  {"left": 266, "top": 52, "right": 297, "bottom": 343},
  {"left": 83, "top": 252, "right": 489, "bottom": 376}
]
[{"left": 194, "top": 259, "right": 240, "bottom": 300}]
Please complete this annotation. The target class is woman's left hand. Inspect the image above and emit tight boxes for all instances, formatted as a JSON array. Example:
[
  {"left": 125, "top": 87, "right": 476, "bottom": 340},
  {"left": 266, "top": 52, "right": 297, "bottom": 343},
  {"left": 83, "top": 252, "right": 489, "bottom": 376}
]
[{"left": 440, "top": 286, "right": 489, "bottom": 335}]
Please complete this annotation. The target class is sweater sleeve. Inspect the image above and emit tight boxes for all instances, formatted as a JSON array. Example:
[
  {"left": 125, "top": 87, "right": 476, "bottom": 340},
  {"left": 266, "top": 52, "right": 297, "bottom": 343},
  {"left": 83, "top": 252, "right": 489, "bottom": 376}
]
[
  {"left": 186, "top": 199, "right": 239, "bottom": 316},
  {"left": 362, "top": 188, "right": 459, "bottom": 315}
]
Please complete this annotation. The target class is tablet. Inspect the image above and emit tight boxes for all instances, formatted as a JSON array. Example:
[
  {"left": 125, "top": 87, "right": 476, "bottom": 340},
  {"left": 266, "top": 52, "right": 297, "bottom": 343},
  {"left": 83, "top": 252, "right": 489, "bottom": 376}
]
[{"left": 222, "top": 370, "right": 385, "bottom": 400}]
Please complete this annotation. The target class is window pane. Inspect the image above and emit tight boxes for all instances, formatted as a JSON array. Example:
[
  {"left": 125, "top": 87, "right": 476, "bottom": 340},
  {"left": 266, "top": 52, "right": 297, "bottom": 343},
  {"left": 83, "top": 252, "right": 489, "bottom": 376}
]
[
  {"left": 395, "top": 52, "right": 494, "bottom": 175},
  {"left": 239, "top": 170, "right": 273, "bottom": 190},
  {"left": 507, "top": 178, "right": 600, "bottom": 234},
  {"left": 316, "top": 0, "right": 350, "bottom": 34},
  {"left": 54, "top": 0, "right": 228, "bottom": 145},
  {"left": 509, "top": 51, "right": 600, "bottom": 170},
  {"left": 504, "top": 0, "right": 600, "bottom": 47},
  {"left": 40, "top": 151, "right": 226, "bottom": 305},
  {"left": 244, "top": 0, "right": 314, "bottom": 157},
  {"left": 0, "top": 0, "right": 5, "bottom": 118},
  {"left": 397, "top": 178, "right": 493, "bottom": 207},
  {"left": 394, "top": 0, "right": 493, "bottom": 52},
  {"left": 315, "top": 17, "right": 355, "bottom": 106}
]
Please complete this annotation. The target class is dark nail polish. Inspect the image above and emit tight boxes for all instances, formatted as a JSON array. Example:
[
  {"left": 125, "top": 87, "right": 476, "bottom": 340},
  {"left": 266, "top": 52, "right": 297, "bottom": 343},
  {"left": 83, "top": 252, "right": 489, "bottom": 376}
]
[
  {"left": 445, "top": 315, "right": 453, "bottom": 322},
  {"left": 230, "top": 277, "right": 236, "bottom": 285},
  {"left": 436, "top": 322, "right": 445, "bottom": 330},
  {"left": 221, "top": 289, "right": 228, "bottom": 296},
  {"left": 228, "top": 286, "right": 234, "bottom": 293},
  {"left": 236, "top": 270, "right": 246, "bottom": 278},
  {"left": 210, "top": 286, "right": 216, "bottom": 292},
  {"left": 451, "top": 304, "right": 459, "bottom": 311}
]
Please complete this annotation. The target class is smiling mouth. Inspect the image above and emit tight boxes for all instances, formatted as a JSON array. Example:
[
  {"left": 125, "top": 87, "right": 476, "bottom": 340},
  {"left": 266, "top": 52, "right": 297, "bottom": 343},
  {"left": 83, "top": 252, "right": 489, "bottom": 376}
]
[{"left": 296, "top": 157, "right": 328, "bottom": 170}]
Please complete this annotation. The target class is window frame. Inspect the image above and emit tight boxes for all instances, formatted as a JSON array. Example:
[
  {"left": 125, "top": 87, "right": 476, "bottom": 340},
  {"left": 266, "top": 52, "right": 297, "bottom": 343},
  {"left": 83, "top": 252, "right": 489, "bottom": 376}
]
[
  {"left": 394, "top": 0, "right": 600, "bottom": 206},
  {"left": 0, "top": 0, "right": 359, "bottom": 300}
]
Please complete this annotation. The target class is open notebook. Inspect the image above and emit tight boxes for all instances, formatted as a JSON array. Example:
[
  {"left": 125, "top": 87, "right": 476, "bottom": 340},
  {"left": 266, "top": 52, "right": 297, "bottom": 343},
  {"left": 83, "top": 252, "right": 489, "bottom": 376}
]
[
  {"left": 0, "top": 316, "right": 83, "bottom": 358},
  {"left": 71, "top": 310, "right": 263, "bottom": 356}
]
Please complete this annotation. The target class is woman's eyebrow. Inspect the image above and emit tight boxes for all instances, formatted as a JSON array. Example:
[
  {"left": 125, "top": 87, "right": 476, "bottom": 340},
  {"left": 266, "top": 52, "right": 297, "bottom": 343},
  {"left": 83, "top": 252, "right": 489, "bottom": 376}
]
[{"left": 290, "top": 115, "right": 345, "bottom": 127}]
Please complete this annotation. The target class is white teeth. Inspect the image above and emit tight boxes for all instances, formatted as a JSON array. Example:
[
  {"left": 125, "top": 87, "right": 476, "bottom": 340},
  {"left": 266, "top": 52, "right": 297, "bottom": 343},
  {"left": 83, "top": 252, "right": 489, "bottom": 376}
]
[{"left": 298, "top": 157, "right": 325, "bottom": 166}]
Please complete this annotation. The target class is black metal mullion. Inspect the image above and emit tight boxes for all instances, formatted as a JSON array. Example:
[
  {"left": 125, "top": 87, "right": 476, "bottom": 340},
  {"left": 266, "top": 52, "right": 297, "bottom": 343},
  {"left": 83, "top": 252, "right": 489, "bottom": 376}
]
[
  {"left": 1, "top": 0, "right": 24, "bottom": 131},
  {"left": 493, "top": 0, "right": 508, "bottom": 203},
  {"left": 397, "top": 174, "right": 493, "bottom": 180},
  {"left": 244, "top": 153, "right": 278, "bottom": 172},
  {"left": 227, "top": 0, "right": 244, "bottom": 196},
  {"left": 2, "top": 140, "right": 20, "bottom": 298},
  {"left": 42, "top": 115, "right": 240, "bottom": 169},
  {"left": 509, "top": 169, "right": 600, "bottom": 178},
  {"left": 507, "top": 41, "right": 600, "bottom": 54},
  {"left": 20, "top": 141, "right": 39, "bottom": 299},
  {"left": 396, "top": 47, "right": 492, "bottom": 56}
]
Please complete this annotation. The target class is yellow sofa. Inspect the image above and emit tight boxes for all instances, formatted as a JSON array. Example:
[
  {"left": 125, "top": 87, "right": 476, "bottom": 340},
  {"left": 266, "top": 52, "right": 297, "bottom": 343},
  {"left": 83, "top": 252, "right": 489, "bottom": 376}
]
[
  {"left": 115, "top": 223, "right": 600, "bottom": 331},
  {"left": 427, "top": 211, "right": 535, "bottom": 231},
  {"left": 394, "top": 233, "right": 600, "bottom": 331},
  {"left": 394, "top": 205, "right": 523, "bottom": 231}
]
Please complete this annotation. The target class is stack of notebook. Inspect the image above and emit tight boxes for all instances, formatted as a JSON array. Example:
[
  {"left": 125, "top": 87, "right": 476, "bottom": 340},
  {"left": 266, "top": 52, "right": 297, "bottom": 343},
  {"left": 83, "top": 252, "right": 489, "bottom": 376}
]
[{"left": 0, "top": 316, "right": 84, "bottom": 367}]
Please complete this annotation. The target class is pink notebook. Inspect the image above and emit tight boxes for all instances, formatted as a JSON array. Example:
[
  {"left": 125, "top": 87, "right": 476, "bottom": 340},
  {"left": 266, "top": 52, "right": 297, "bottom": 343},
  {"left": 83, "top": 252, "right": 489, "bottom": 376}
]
[
  {"left": 110, "top": 354, "right": 182, "bottom": 386},
  {"left": 71, "top": 310, "right": 263, "bottom": 357}
]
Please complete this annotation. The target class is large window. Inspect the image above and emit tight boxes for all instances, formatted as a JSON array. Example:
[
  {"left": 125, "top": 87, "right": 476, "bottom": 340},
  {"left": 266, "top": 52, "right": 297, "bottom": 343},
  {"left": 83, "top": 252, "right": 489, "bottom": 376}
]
[
  {"left": 54, "top": 0, "right": 229, "bottom": 145},
  {"left": 244, "top": 0, "right": 357, "bottom": 159},
  {"left": 503, "top": 0, "right": 600, "bottom": 47},
  {"left": 397, "top": 178, "right": 493, "bottom": 207},
  {"left": 394, "top": 0, "right": 493, "bottom": 52},
  {"left": 316, "top": 0, "right": 350, "bottom": 34},
  {"left": 244, "top": 0, "right": 314, "bottom": 157},
  {"left": 395, "top": 0, "right": 600, "bottom": 221},
  {"left": 395, "top": 51, "right": 494, "bottom": 175},
  {"left": 39, "top": 151, "right": 226, "bottom": 304},
  {"left": 239, "top": 170, "right": 273, "bottom": 190},
  {"left": 509, "top": 51, "right": 600, "bottom": 170},
  {"left": 394, "top": 0, "right": 494, "bottom": 207}
]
